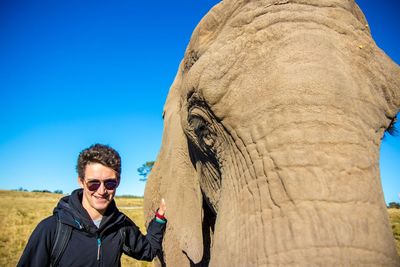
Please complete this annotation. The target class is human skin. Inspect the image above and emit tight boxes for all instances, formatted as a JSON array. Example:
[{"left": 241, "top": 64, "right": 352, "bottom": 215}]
[
  {"left": 78, "top": 162, "right": 118, "bottom": 220},
  {"left": 78, "top": 162, "right": 167, "bottom": 220},
  {"left": 144, "top": 0, "right": 400, "bottom": 266},
  {"left": 78, "top": 163, "right": 167, "bottom": 221}
]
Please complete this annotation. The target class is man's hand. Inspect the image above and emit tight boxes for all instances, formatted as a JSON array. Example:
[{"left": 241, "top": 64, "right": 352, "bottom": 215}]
[{"left": 158, "top": 198, "right": 166, "bottom": 216}]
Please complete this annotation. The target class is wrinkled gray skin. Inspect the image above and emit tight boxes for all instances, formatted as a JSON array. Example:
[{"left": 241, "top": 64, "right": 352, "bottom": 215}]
[{"left": 144, "top": 0, "right": 400, "bottom": 266}]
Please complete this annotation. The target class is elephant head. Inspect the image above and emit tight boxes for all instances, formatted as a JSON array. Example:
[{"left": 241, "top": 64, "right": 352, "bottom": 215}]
[{"left": 144, "top": 0, "right": 400, "bottom": 266}]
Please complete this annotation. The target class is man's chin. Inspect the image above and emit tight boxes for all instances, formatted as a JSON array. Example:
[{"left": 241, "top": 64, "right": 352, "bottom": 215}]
[{"left": 92, "top": 196, "right": 110, "bottom": 209}]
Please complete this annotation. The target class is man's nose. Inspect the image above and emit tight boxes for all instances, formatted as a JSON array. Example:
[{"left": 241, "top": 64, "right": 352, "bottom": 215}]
[{"left": 97, "top": 182, "right": 107, "bottom": 194}]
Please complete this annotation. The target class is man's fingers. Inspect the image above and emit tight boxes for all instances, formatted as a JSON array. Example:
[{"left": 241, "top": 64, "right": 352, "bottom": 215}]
[{"left": 158, "top": 198, "right": 166, "bottom": 215}]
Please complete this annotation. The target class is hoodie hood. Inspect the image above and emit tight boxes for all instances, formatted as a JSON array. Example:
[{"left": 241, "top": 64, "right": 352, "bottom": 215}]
[{"left": 53, "top": 189, "right": 125, "bottom": 235}]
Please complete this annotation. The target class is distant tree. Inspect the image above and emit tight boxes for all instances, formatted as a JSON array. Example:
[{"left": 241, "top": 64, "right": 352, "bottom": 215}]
[
  {"left": 32, "top": 189, "right": 52, "bottom": 193},
  {"left": 137, "top": 161, "right": 155, "bottom": 181},
  {"left": 16, "top": 187, "right": 28, "bottom": 192},
  {"left": 54, "top": 190, "right": 63, "bottom": 194},
  {"left": 388, "top": 202, "right": 400, "bottom": 209}
]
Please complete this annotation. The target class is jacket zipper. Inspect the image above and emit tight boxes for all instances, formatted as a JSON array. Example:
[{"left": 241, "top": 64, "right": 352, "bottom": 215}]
[{"left": 97, "top": 237, "right": 101, "bottom": 261}]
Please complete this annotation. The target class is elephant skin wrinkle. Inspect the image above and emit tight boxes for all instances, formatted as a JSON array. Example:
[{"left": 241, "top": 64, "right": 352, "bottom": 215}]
[{"left": 144, "top": 0, "right": 400, "bottom": 266}]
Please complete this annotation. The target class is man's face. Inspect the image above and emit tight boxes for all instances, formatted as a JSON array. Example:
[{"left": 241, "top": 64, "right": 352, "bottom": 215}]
[{"left": 78, "top": 162, "right": 119, "bottom": 218}]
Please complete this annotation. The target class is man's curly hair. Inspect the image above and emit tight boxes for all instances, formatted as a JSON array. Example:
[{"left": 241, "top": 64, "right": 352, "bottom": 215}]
[{"left": 77, "top": 144, "right": 121, "bottom": 179}]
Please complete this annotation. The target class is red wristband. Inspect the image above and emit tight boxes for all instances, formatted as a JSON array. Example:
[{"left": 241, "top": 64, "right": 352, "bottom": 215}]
[{"left": 155, "top": 211, "right": 165, "bottom": 220}]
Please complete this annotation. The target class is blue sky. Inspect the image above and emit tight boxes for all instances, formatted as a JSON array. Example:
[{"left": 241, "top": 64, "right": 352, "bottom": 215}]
[{"left": 0, "top": 1, "right": 399, "bottom": 203}]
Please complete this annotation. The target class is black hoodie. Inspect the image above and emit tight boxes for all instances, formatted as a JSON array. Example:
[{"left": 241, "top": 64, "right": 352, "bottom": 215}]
[{"left": 17, "top": 189, "right": 166, "bottom": 267}]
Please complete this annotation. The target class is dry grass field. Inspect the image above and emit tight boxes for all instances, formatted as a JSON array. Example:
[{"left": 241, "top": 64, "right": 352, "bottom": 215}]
[
  {"left": 0, "top": 190, "right": 399, "bottom": 266},
  {"left": 388, "top": 208, "right": 400, "bottom": 256}
]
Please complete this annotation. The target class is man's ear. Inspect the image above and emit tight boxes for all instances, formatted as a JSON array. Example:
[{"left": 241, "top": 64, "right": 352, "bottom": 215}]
[{"left": 77, "top": 177, "right": 84, "bottom": 188}]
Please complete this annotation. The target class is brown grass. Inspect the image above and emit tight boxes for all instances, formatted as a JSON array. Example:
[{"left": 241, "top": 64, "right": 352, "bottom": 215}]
[
  {"left": 388, "top": 208, "right": 400, "bottom": 256},
  {"left": 1, "top": 190, "right": 399, "bottom": 266}
]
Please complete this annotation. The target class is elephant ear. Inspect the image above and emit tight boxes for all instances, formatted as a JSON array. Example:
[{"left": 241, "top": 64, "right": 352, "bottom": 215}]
[{"left": 144, "top": 67, "right": 204, "bottom": 264}]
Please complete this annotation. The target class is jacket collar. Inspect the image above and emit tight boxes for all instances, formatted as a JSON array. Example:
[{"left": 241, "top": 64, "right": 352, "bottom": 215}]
[{"left": 54, "top": 189, "right": 125, "bottom": 235}]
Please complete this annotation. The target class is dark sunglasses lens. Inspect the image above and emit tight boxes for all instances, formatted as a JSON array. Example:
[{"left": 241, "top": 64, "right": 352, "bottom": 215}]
[
  {"left": 87, "top": 181, "right": 101, "bottom": 191},
  {"left": 104, "top": 180, "right": 118, "bottom": 190}
]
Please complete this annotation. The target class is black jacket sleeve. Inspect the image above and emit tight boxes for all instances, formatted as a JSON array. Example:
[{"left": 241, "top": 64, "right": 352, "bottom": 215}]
[
  {"left": 17, "top": 216, "right": 56, "bottom": 267},
  {"left": 122, "top": 217, "right": 166, "bottom": 261}
]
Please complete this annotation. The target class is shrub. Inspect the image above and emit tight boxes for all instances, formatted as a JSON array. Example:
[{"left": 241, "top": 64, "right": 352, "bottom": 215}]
[{"left": 388, "top": 202, "right": 400, "bottom": 209}]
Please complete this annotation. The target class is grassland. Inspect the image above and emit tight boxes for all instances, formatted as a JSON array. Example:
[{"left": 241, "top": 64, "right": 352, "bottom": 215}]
[
  {"left": 388, "top": 208, "right": 400, "bottom": 256},
  {"left": 1, "top": 190, "right": 399, "bottom": 266}
]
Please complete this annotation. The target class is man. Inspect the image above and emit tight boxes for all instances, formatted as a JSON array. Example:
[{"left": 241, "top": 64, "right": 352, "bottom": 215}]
[{"left": 18, "top": 143, "right": 166, "bottom": 266}]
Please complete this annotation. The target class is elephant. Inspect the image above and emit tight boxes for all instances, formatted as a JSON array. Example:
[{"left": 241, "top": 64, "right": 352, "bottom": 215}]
[{"left": 144, "top": 0, "right": 400, "bottom": 266}]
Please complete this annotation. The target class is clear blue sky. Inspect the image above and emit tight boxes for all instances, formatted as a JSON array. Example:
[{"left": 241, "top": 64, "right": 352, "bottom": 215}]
[{"left": 0, "top": 1, "right": 399, "bottom": 203}]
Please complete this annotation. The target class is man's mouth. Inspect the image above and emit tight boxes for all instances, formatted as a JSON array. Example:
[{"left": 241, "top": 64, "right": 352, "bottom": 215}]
[{"left": 93, "top": 195, "right": 108, "bottom": 200}]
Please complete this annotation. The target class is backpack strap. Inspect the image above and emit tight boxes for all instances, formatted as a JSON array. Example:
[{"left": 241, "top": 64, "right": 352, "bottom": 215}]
[{"left": 50, "top": 217, "right": 73, "bottom": 267}]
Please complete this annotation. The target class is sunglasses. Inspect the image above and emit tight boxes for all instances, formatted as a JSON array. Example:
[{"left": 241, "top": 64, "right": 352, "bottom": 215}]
[{"left": 84, "top": 179, "right": 119, "bottom": 191}]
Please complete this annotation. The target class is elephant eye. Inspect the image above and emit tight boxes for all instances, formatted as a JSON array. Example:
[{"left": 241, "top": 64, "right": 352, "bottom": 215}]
[{"left": 189, "top": 115, "right": 215, "bottom": 148}]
